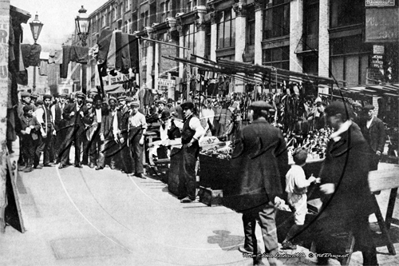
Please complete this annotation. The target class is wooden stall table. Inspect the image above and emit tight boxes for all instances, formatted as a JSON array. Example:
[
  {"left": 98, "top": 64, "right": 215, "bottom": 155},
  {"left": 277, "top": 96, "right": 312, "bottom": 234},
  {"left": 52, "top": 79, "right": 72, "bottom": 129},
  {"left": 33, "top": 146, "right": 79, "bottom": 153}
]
[{"left": 368, "top": 164, "right": 399, "bottom": 255}]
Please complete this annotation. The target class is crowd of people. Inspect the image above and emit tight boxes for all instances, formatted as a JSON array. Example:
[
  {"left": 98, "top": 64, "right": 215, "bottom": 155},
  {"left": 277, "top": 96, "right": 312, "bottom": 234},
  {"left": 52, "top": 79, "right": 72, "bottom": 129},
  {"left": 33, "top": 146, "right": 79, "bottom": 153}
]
[
  {"left": 17, "top": 91, "right": 150, "bottom": 178},
  {"left": 16, "top": 87, "right": 388, "bottom": 265}
]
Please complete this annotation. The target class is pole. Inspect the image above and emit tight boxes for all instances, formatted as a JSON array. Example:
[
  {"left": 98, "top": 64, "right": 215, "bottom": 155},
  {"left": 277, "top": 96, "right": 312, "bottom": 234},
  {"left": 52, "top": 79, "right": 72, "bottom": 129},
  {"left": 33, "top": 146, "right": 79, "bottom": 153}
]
[
  {"left": 33, "top": 66, "right": 36, "bottom": 92},
  {"left": 82, "top": 64, "right": 87, "bottom": 94}
]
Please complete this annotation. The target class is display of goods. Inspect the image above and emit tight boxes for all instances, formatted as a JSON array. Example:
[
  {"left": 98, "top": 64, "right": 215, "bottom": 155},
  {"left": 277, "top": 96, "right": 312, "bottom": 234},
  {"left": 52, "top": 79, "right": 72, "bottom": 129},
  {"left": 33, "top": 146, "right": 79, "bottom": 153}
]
[{"left": 200, "top": 141, "right": 233, "bottom": 159}]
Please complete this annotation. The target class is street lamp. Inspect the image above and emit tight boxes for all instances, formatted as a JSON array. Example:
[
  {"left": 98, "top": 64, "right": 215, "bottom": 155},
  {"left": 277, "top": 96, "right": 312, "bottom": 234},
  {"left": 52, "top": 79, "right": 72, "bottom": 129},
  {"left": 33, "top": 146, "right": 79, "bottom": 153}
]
[
  {"left": 75, "top": 5, "right": 90, "bottom": 47},
  {"left": 75, "top": 5, "right": 90, "bottom": 94},
  {"left": 29, "top": 13, "right": 43, "bottom": 92}
]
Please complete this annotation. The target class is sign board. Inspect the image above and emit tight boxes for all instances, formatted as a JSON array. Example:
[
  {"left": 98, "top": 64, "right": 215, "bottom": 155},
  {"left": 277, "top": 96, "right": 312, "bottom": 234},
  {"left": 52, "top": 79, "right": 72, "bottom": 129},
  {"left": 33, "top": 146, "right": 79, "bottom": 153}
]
[
  {"left": 365, "top": 8, "right": 399, "bottom": 43},
  {"left": 366, "top": 0, "right": 396, "bottom": 7},
  {"left": 158, "top": 78, "right": 175, "bottom": 87},
  {"left": 371, "top": 55, "right": 384, "bottom": 69},
  {"left": 366, "top": 67, "right": 384, "bottom": 84},
  {"left": 318, "top": 86, "right": 329, "bottom": 95},
  {"left": 373, "top": 45, "right": 385, "bottom": 55}
]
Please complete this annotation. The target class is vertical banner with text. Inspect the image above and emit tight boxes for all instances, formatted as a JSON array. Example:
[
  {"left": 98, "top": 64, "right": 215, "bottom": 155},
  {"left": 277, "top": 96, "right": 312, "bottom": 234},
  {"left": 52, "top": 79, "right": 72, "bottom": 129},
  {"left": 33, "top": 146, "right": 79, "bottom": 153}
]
[{"left": 0, "top": 0, "right": 10, "bottom": 232}]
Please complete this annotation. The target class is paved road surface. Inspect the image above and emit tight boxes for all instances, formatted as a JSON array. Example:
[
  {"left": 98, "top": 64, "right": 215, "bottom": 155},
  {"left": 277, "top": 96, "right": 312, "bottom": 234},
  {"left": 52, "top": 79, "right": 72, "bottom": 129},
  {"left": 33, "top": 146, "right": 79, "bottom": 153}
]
[{"left": 1, "top": 161, "right": 399, "bottom": 266}]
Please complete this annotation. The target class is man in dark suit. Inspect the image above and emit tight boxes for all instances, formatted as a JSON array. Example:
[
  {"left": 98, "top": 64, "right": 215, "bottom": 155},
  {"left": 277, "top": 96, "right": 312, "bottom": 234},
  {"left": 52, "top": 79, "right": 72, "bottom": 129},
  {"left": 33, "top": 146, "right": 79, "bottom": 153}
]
[
  {"left": 88, "top": 95, "right": 107, "bottom": 169},
  {"left": 118, "top": 96, "right": 134, "bottom": 174},
  {"left": 51, "top": 94, "right": 67, "bottom": 163},
  {"left": 361, "top": 104, "right": 386, "bottom": 171},
  {"left": 231, "top": 101, "right": 288, "bottom": 266},
  {"left": 58, "top": 91, "right": 86, "bottom": 168},
  {"left": 97, "top": 97, "right": 121, "bottom": 170},
  {"left": 313, "top": 101, "right": 377, "bottom": 265}
]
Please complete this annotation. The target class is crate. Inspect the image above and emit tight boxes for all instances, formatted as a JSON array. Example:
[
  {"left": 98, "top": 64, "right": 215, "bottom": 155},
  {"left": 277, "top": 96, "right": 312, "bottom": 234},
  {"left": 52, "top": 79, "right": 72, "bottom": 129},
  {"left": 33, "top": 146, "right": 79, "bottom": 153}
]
[
  {"left": 198, "top": 154, "right": 231, "bottom": 189},
  {"left": 198, "top": 186, "right": 223, "bottom": 207}
]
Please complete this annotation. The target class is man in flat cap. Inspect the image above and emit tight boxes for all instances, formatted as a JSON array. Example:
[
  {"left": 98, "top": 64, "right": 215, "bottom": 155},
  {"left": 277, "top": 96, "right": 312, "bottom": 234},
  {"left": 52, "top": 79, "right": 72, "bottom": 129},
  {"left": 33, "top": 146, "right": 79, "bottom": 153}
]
[
  {"left": 177, "top": 101, "right": 205, "bottom": 203},
  {"left": 118, "top": 96, "right": 134, "bottom": 174},
  {"left": 19, "top": 104, "right": 41, "bottom": 172},
  {"left": 311, "top": 101, "right": 377, "bottom": 265},
  {"left": 121, "top": 101, "right": 147, "bottom": 178},
  {"left": 51, "top": 93, "right": 68, "bottom": 163},
  {"left": 30, "top": 93, "right": 39, "bottom": 111},
  {"left": 97, "top": 97, "right": 121, "bottom": 170},
  {"left": 58, "top": 91, "right": 86, "bottom": 168},
  {"left": 229, "top": 101, "right": 287, "bottom": 266},
  {"left": 81, "top": 97, "right": 96, "bottom": 166},
  {"left": 87, "top": 95, "right": 107, "bottom": 169},
  {"left": 35, "top": 94, "right": 55, "bottom": 168},
  {"left": 17, "top": 91, "right": 31, "bottom": 120},
  {"left": 361, "top": 104, "right": 386, "bottom": 171},
  {"left": 17, "top": 91, "right": 32, "bottom": 169}
]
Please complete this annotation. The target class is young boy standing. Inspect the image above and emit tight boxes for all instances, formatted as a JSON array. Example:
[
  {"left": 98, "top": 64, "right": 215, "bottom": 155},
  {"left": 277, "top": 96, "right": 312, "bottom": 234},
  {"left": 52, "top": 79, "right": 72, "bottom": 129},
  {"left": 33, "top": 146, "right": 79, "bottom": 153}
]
[{"left": 282, "top": 148, "right": 319, "bottom": 249}]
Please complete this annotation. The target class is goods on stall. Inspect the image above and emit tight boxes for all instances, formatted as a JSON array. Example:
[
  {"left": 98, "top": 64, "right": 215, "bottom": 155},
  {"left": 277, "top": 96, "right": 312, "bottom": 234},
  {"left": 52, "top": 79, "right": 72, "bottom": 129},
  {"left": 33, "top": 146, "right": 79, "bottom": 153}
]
[{"left": 200, "top": 141, "right": 233, "bottom": 159}]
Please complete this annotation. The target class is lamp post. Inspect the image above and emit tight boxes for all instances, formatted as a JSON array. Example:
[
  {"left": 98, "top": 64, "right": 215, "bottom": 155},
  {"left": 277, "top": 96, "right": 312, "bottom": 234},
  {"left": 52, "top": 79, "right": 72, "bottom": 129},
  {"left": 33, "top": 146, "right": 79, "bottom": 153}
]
[
  {"left": 75, "top": 5, "right": 90, "bottom": 94},
  {"left": 29, "top": 13, "right": 43, "bottom": 92}
]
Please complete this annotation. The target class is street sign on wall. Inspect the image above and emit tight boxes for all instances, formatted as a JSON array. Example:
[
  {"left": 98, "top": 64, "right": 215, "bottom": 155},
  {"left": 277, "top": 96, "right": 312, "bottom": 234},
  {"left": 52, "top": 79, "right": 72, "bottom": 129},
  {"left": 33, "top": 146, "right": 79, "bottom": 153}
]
[
  {"left": 366, "top": 0, "right": 396, "bottom": 7},
  {"left": 365, "top": 8, "right": 399, "bottom": 43}
]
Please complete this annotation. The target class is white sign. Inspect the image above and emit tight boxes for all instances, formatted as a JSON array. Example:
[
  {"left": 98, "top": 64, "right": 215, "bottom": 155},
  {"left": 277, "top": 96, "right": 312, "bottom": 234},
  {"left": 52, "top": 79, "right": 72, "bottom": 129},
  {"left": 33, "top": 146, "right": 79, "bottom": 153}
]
[
  {"left": 366, "top": 0, "right": 395, "bottom": 7},
  {"left": 373, "top": 45, "right": 385, "bottom": 54},
  {"left": 158, "top": 78, "right": 175, "bottom": 87}
]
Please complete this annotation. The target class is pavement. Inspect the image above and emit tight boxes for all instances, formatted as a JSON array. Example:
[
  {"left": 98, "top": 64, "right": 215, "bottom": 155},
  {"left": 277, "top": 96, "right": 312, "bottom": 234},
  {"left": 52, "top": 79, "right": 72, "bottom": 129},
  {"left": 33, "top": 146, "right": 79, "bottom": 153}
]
[{"left": 1, "top": 146, "right": 399, "bottom": 265}]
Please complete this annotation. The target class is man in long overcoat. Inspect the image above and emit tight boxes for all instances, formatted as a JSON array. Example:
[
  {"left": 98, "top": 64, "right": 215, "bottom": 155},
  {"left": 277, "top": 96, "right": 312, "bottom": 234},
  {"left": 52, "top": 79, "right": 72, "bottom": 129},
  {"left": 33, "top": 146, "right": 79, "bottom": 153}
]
[
  {"left": 230, "top": 101, "right": 288, "bottom": 266},
  {"left": 313, "top": 101, "right": 377, "bottom": 265}
]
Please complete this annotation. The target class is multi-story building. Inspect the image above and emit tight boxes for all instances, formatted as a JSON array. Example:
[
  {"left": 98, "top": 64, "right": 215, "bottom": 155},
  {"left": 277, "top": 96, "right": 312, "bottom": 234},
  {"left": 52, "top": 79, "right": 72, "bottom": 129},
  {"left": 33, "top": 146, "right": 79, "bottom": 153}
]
[{"left": 82, "top": 0, "right": 398, "bottom": 121}]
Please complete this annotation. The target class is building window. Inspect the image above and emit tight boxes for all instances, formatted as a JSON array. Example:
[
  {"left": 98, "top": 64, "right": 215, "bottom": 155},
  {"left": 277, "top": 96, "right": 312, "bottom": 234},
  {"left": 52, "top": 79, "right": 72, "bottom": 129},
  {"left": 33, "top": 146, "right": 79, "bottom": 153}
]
[
  {"left": 330, "top": 35, "right": 372, "bottom": 86},
  {"left": 102, "top": 12, "right": 107, "bottom": 27},
  {"left": 330, "top": 0, "right": 363, "bottom": 28},
  {"left": 246, "top": 12, "right": 255, "bottom": 46},
  {"left": 124, "top": 21, "right": 128, "bottom": 33},
  {"left": 141, "top": 11, "right": 149, "bottom": 29},
  {"left": 262, "top": 46, "right": 289, "bottom": 69},
  {"left": 263, "top": 0, "right": 290, "bottom": 39},
  {"left": 184, "top": 24, "right": 197, "bottom": 57},
  {"left": 217, "top": 9, "right": 235, "bottom": 49},
  {"left": 128, "top": 19, "right": 132, "bottom": 34}
]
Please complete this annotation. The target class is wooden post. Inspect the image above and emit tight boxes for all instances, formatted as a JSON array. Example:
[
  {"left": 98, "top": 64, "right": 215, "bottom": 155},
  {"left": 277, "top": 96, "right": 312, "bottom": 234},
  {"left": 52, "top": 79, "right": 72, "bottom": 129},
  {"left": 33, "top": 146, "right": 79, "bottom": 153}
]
[{"left": 0, "top": 0, "right": 10, "bottom": 233}]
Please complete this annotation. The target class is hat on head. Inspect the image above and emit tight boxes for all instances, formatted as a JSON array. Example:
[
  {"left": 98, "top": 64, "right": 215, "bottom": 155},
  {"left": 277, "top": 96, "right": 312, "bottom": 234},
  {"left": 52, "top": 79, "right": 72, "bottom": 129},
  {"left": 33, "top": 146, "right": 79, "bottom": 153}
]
[
  {"left": 292, "top": 148, "right": 308, "bottom": 165},
  {"left": 160, "top": 111, "right": 171, "bottom": 121},
  {"left": 75, "top": 91, "right": 85, "bottom": 99},
  {"left": 363, "top": 104, "right": 375, "bottom": 111},
  {"left": 315, "top": 97, "right": 322, "bottom": 103},
  {"left": 181, "top": 101, "right": 194, "bottom": 110},
  {"left": 108, "top": 97, "right": 117, "bottom": 104},
  {"left": 324, "top": 101, "right": 354, "bottom": 119},
  {"left": 23, "top": 105, "right": 33, "bottom": 113},
  {"left": 117, "top": 95, "right": 126, "bottom": 101},
  {"left": 130, "top": 101, "right": 140, "bottom": 108},
  {"left": 86, "top": 98, "right": 93, "bottom": 103},
  {"left": 42, "top": 94, "right": 52, "bottom": 100},
  {"left": 20, "top": 91, "right": 31, "bottom": 98},
  {"left": 125, "top": 96, "right": 133, "bottom": 103},
  {"left": 31, "top": 93, "right": 39, "bottom": 99},
  {"left": 250, "top": 101, "right": 273, "bottom": 110},
  {"left": 157, "top": 99, "right": 166, "bottom": 105}
]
